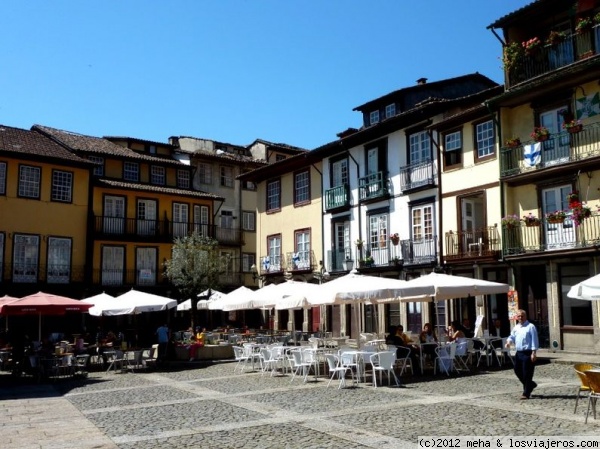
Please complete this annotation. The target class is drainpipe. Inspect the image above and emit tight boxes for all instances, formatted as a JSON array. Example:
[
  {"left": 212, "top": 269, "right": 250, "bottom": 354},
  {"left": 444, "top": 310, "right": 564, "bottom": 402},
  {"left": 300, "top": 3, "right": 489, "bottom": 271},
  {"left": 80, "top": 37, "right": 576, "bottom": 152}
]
[
  {"left": 345, "top": 146, "right": 362, "bottom": 259},
  {"left": 428, "top": 128, "right": 444, "bottom": 269},
  {"left": 310, "top": 160, "right": 324, "bottom": 272}
]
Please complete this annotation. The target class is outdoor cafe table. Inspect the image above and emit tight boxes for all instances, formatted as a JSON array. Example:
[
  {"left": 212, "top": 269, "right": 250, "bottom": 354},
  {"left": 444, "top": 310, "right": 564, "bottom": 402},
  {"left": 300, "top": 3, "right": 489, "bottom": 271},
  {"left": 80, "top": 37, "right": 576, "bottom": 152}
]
[
  {"left": 413, "top": 341, "right": 439, "bottom": 373},
  {"left": 474, "top": 335, "right": 501, "bottom": 366},
  {"left": 339, "top": 350, "right": 372, "bottom": 383}
]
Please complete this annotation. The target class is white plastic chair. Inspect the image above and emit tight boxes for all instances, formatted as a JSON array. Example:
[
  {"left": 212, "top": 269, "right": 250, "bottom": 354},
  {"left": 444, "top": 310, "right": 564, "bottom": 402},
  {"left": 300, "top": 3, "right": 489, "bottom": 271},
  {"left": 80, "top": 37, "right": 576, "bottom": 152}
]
[
  {"left": 325, "top": 354, "right": 354, "bottom": 389},
  {"left": 394, "top": 346, "right": 414, "bottom": 377},
  {"left": 289, "top": 349, "right": 312, "bottom": 382},
  {"left": 435, "top": 343, "right": 458, "bottom": 376},
  {"left": 370, "top": 351, "right": 401, "bottom": 388},
  {"left": 454, "top": 338, "right": 470, "bottom": 372},
  {"left": 232, "top": 346, "right": 250, "bottom": 373},
  {"left": 339, "top": 351, "right": 361, "bottom": 384}
]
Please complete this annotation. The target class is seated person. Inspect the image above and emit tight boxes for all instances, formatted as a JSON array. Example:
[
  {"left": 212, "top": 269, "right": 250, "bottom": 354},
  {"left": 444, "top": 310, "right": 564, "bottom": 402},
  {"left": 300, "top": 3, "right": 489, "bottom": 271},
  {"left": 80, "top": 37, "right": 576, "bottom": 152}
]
[
  {"left": 188, "top": 327, "right": 205, "bottom": 361},
  {"left": 419, "top": 322, "right": 438, "bottom": 344},
  {"left": 387, "top": 325, "right": 420, "bottom": 374},
  {"left": 447, "top": 321, "right": 466, "bottom": 342},
  {"left": 462, "top": 318, "right": 475, "bottom": 338}
]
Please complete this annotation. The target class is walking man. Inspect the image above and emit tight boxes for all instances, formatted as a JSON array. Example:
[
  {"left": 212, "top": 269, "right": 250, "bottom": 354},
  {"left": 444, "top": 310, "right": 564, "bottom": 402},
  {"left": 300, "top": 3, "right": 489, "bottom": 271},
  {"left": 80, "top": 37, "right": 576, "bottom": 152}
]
[
  {"left": 505, "top": 309, "right": 538, "bottom": 399},
  {"left": 156, "top": 323, "right": 170, "bottom": 363}
]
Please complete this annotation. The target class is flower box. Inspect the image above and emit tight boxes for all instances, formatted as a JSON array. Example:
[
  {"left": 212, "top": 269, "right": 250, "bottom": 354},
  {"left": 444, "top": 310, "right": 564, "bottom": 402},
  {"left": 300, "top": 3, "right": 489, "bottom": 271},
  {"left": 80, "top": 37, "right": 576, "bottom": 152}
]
[{"left": 567, "top": 124, "right": 583, "bottom": 134}]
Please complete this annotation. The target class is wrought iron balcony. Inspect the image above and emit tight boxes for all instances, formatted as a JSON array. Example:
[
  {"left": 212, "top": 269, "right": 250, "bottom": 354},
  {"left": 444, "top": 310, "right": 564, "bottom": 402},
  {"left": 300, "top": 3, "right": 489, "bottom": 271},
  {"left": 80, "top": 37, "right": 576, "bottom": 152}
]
[
  {"left": 2, "top": 264, "right": 85, "bottom": 284},
  {"left": 355, "top": 237, "right": 437, "bottom": 268},
  {"left": 285, "top": 250, "right": 316, "bottom": 273},
  {"left": 398, "top": 237, "right": 437, "bottom": 266},
  {"left": 502, "top": 213, "right": 600, "bottom": 257},
  {"left": 327, "top": 249, "right": 354, "bottom": 272},
  {"left": 500, "top": 124, "right": 600, "bottom": 178},
  {"left": 358, "top": 171, "right": 389, "bottom": 201},
  {"left": 257, "top": 254, "right": 286, "bottom": 276},
  {"left": 506, "top": 28, "right": 600, "bottom": 88},
  {"left": 92, "top": 268, "right": 170, "bottom": 286},
  {"left": 399, "top": 158, "right": 436, "bottom": 192},
  {"left": 444, "top": 226, "right": 502, "bottom": 262},
  {"left": 324, "top": 184, "right": 350, "bottom": 211},
  {"left": 93, "top": 216, "right": 243, "bottom": 245}
]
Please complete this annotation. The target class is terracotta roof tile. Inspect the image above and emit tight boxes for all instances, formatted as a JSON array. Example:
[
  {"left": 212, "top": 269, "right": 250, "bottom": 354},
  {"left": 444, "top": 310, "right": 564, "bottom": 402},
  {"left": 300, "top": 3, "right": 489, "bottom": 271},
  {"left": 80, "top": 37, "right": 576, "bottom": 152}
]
[
  {"left": 96, "top": 178, "right": 223, "bottom": 200},
  {"left": 0, "top": 124, "right": 91, "bottom": 164},
  {"left": 33, "top": 125, "right": 186, "bottom": 167}
]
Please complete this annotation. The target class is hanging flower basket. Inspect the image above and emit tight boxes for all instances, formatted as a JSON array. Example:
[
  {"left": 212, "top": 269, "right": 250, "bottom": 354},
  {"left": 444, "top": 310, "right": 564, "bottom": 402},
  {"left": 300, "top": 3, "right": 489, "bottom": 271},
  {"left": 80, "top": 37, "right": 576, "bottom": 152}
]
[
  {"left": 546, "top": 210, "right": 566, "bottom": 224},
  {"left": 522, "top": 214, "right": 541, "bottom": 227},
  {"left": 531, "top": 126, "right": 550, "bottom": 142},
  {"left": 505, "top": 137, "right": 521, "bottom": 148},
  {"left": 389, "top": 233, "right": 400, "bottom": 246}
]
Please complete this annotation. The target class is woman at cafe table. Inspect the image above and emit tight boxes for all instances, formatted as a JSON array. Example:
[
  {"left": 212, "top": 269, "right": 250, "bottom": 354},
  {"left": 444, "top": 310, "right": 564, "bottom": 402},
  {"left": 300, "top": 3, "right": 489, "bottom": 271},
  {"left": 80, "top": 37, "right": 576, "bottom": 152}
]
[{"left": 447, "top": 321, "right": 466, "bottom": 342}]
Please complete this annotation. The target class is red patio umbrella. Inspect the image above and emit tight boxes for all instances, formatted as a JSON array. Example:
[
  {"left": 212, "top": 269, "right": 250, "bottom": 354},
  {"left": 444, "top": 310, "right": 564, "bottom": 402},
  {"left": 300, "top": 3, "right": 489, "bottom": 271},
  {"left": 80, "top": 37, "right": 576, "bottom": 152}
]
[
  {"left": 0, "top": 292, "right": 93, "bottom": 340},
  {"left": 0, "top": 295, "right": 20, "bottom": 332}
]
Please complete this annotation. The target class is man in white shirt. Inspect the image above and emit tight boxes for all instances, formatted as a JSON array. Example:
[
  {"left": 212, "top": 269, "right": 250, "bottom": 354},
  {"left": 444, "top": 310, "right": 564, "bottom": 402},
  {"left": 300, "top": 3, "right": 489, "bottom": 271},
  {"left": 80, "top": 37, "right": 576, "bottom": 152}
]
[{"left": 506, "top": 309, "right": 539, "bottom": 399}]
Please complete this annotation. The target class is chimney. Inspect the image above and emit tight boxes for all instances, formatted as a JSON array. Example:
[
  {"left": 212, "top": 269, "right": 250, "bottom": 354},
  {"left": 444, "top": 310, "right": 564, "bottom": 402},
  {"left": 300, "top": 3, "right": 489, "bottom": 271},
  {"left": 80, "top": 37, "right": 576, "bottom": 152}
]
[{"left": 417, "top": 77, "right": 428, "bottom": 85}]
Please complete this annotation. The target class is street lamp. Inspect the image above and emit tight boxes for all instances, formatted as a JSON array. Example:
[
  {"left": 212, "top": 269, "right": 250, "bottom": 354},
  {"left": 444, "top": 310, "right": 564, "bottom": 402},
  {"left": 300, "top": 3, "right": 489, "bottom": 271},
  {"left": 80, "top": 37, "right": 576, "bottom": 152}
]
[
  {"left": 313, "top": 261, "right": 330, "bottom": 336},
  {"left": 250, "top": 264, "right": 265, "bottom": 284}
]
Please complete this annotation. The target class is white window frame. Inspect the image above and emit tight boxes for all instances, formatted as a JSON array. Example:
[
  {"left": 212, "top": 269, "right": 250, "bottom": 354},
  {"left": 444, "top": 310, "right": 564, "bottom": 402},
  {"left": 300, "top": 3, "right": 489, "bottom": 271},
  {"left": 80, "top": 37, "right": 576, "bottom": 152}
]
[
  {"left": 294, "top": 230, "right": 311, "bottom": 270},
  {"left": 173, "top": 202, "right": 189, "bottom": 238},
  {"left": 369, "top": 110, "right": 379, "bottom": 125},
  {"left": 89, "top": 156, "right": 104, "bottom": 176},
  {"left": 445, "top": 131, "right": 462, "bottom": 152},
  {"left": 13, "top": 234, "right": 39, "bottom": 283},
  {"left": 476, "top": 120, "right": 495, "bottom": 158},
  {"left": 294, "top": 170, "right": 310, "bottom": 204},
  {"left": 193, "top": 204, "right": 209, "bottom": 236},
  {"left": 220, "top": 166, "right": 234, "bottom": 187},
  {"left": 137, "top": 199, "right": 157, "bottom": 235},
  {"left": 151, "top": 166, "right": 166, "bottom": 185},
  {"left": 385, "top": 104, "right": 395, "bottom": 119},
  {"left": 104, "top": 195, "right": 125, "bottom": 234},
  {"left": 242, "top": 253, "right": 256, "bottom": 272},
  {"left": 18, "top": 165, "right": 40, "bottom": 198},
  {"left": 266, "top": 235, "right": 282, "bottom": 272},
  {"left": 47, "top": 237, "right": 71, "bottom": 284},
  {"left": 0, "top": 161, "right": 6, "bottom": 195},
  {"left": 102, "top": 246, "right": 124, "bottom": 286},
  {"left": 51, "top": 170, "right": 73, "bottom": 203},
  {"left": 266, "top": 179, "right": 281, "bottom": 211},
  {"left": 412, "top": 204, "right": 434, "bottom": 240},
  {"left": 177, "top": 169, "right": 190, "bottom": 189},
  {"left": 409, "top": 131, "right": 430, "bottom": 164},
  {"left": 242, "top": 211, "right": 255, "bottom": 231},
  {"left": 136, "top": 247, "right": 157, "bottom": 286},
  {"left": 123, "top": 161, "right": 139, "bottom": 182},
  {"left": 198, "top": 163, "right": 212, "bottom": 184}
]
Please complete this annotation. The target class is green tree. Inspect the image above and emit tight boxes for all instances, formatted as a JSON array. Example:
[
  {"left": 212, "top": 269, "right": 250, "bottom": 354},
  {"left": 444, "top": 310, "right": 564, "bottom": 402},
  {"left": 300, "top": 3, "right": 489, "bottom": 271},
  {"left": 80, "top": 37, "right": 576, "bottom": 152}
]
[{"left": 164, "top": 232, "right": 222, "bottom": 330}]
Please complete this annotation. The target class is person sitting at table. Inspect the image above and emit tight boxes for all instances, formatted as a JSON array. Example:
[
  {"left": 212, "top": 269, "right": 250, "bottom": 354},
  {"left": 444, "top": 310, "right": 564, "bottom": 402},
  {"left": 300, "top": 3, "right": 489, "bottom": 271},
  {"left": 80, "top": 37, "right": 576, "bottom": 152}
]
[
  {"left": 419, "top": 323, "right": 438, "bottom": 344},
  {"left": 187, "top": 327, "right": 205, "bottom": 362},
  {"left": 447, "top": 321, "right": 466, "bottom": 342},
  {"left": 387, "top": 325, "right": 421, "bottom": 374}
]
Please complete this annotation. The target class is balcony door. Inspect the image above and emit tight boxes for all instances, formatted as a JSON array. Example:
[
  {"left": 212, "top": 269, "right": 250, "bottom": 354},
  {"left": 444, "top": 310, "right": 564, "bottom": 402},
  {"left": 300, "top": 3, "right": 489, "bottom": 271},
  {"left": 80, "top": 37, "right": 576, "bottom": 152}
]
[
  {"left": 540, "top": 107, "right": 569, "bottom": 165},
  {"left": 136, "top": 247, "right": 156, "bottom": 286},
  {"left": 368, "top": 213, "right": 389, "bottom": 266},
  {"left": 173, "top": 203, "right": 189, "bottom": 238},
  {"left": 461, "top": 196, "right": 484, "bottom": 254},
  {"left": 543, "top": 185, "right": 575, "bottom": 250},
  {"left": 333, "top": 221, "right": 350, "bottom": 270},
  {"left": 137, "top": 199, "right": 157, "bottom": 236},
  {"left": 104, "top": 196, "right": 125, "bottom": 234},
  {"left": 408, "top": 131, "right": 431, "bottom": 187},
  {"left": 193, "top": 205, "right": 209, "bottom": 237},
  {"left": 13, "top": 234, "right": 39, "bottom": 283},
  {"left": 407, "top": 204, "right": 435, "bottom": 264},
  {"left": 102, "top": 246, "right": 124, "bottom": 286},
  {"left": 330, "top": 158, "right": 349, "bottom": 207}
]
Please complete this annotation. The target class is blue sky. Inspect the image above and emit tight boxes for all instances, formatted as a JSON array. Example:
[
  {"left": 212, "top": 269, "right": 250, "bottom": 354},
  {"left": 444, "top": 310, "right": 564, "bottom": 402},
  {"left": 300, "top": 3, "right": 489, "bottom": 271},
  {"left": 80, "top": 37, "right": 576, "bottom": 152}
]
[{"left": 1, "top": 1, "right": 530, "bottom": 150}]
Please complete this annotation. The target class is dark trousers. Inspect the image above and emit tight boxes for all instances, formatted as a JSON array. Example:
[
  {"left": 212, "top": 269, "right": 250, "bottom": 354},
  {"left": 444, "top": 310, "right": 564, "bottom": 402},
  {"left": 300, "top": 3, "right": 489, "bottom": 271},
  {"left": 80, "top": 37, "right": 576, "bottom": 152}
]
[{"left": 514, "top": 350, "right": 535, "bottom": 396}]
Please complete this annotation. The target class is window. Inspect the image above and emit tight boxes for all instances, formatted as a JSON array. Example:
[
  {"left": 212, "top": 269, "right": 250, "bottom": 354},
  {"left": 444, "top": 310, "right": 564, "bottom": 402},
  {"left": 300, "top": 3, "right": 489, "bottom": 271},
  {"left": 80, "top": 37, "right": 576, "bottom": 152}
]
[
  {"left": 475, "top": 120, "right": 495, "bottom": 159},
  {"left": 47, "top": 237, "right": 71, "bottom": 284},
  {"left": 220, "top": 166, "right": 233, "bottom": 187},
  {"left": 136, "top": 247, "right": 157, "bottom": 286},
  {"left": 385, "top": 104, "right": 396, "bottom": 119},
  {"left": 198, "top": 163, "right": 212, "bottom": 184},
  {"left": 409, "top": 204, "right": 435, "bottom": 264},
  {"left": 242, "top": 211, "right": 255, "bottom": 231},
  {"left": 18, "top": 165, "right": 40, "bottom": 199},
  {"left": 151, "top": 166, "right": 165, "bottom": 185},
  {"left": 173, "top": 203, "right": 189, "bottom": 237},
  {"left": 369, "top": 110, "right": 380, "bottom": 125},
  {"left": 242, "top": 253, "right": 256, "bottom": 272},
  {"left": 409, "top": 131, "right": 430, "bottom": 164},
  {"left": 177, "top": 169, "right": 190, "bottom": 189},
  {"left": 123, "top": 161, "right": 139, "bottom": 181},
  {"left": 89, "top": 156, "right": 104, "bottom": 176},
  {"left": 242, "top": 180, "right": 256, "bottom": 190},
  {"left": 51, "top": 170, "right": 73, "bottom": 203},
  {"left": 294, "top": 170, "right": 310, "bottom": 205},
  {"left": 0, "top": 161, "right": 6, "bottom": 195},
  {"left": 147, "top": 145, "right": 156, "bottom": 154},
  {"left": 412, "top": 205, "right": 434, "bottom": 240},
  {"left": 368, "top": 213, "right": 389, "bottom": 266},
  {"left": 220, "top": 210, "right": 233, "bottom": 229},
  {"left": 293, "top": 229, "right": 310, "bottom": 270},
  {"left": 275, "top": 154, "right": 286, "bottom": 162},
  {"left": 266, "top": 235, "right": 282, "bottom": 272},
  {"left": 102, "top": 246, "right": 124, "bottom": 286},
  {"left": 103, "top": 196, "right": 125, "bottom": 234},
  {"left": 13, "top": 234, "right": 39, "bottom": 282},
  {"left": 193, "top": 204, "right": 209, "bottom": 236},
  {"left": 220, "top": 251, "right": 233, "bottom": 275},
  {"left": 443, "top": 130, "right": 462, "bottom": 168},
  {"left": 266, "top": 179, "right": 281, "bottom": 212},
  {"left": 137, "top": 199, "right": 157, "bottom": 235},
  {"left": 331, "top": 158, "right": 348, "bottom": 187}
]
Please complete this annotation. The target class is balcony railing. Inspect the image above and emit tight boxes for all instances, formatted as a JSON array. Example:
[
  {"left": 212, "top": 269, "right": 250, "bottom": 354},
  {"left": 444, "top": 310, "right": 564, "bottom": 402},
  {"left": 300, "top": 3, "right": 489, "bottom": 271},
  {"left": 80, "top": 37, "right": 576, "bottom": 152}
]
[
  {"left": 285, "top": 250, "right": 316, "bottom": 272},
  {"left": 356, "top": 237, "right": 437, "bottom": 268},
  {"left": 444, "top": 226, "right": 502, "bottom": 262},
  {"left": 327, "top": 249, "right": 354, "bottom": 272},
  {"left": 92, "top": 269, "right": 170, "bottom": 286},
  {"left": 500, "top": 124, "right": 600, "bottom": 177},
  {"left": 358, "top": 171, "right": 389, "bottom": 201},
  {"left": 399, "top": 158, "right": 436, "bottom": 192},
  {"left": 506, "top": 27, "right": 600, "bottom": 88},
  {"left": 324, "top": 184, "right": 350, "bottom": 211},
  {"left": 503, "top": 214, "right": 600, "bottom": 257},
  {"left": 1, "top": 264, "right": 86, "bottom": 284},
  {"left": 258, "top": 254, "right": 285, "bottom": 276},
  {"left": 93, "top": 216, "right": 243, "bottom": 245},
  {"left": 398, "top": 236, "right": 437, "bottom": 266}
]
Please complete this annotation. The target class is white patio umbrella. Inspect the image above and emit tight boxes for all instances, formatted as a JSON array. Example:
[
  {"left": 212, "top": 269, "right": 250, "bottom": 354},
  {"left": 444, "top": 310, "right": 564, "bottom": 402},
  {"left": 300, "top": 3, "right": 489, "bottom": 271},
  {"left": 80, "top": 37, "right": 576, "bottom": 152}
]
[
  {"left": 176, "top": 289, "right": 224, "bottom": 311},
  {"left": 253, "top": 281, "right": 322, "bottom": 309},
  {"left": 85, "top": 289, "right": 177, "bottom": 316},
  {"left": 81, "top": 292, "right": 117, "bottom": 317},
  {"left": 567, "top": 273, "right": 600, "bottom": 301},
  {"left": 209, "top": 286, "right": 257, "bottom": 311}
]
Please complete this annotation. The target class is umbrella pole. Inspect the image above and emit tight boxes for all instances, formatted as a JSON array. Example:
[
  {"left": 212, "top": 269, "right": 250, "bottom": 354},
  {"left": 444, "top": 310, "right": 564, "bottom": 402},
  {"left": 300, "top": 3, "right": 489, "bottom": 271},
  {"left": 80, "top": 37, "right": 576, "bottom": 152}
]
[{"left": 38, "top": 312, "right": 42, "bottom": 342}]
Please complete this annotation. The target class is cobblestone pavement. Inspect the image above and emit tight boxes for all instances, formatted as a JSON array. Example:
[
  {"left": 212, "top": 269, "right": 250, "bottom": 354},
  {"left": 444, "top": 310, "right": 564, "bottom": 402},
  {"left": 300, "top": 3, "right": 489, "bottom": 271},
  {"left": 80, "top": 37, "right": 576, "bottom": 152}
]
[{"left": 1, "top": 358, "right": 600, "bottom": 449}]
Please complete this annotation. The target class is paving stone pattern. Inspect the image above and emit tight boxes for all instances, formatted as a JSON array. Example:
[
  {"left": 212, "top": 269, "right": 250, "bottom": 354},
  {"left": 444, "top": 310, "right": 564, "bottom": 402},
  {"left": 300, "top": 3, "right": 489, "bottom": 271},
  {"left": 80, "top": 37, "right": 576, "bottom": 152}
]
[{"left": 2, "top": 360, "right": 600, "bottom": 449}]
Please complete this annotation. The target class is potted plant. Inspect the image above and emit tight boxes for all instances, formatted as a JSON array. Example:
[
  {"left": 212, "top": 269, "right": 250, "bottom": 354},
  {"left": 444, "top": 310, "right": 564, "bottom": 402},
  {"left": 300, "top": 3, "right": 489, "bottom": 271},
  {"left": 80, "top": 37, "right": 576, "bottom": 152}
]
[
  {"left": 522, "top": 37, "right": 542, "bottom": 55},
  {"left": 503, "top": 42, "right": 523, "bottom": 72},
  {"left": 576, "top": 16, "right": 593, "bottom": 34},
  {"left": 389, "top": 232, "right": 400, "bottom": 245},
  {"left": 501, "top": 214, "right": 521, "bottom": 228},
  {"left": 364, "top": 255, "right": 374, "bottom": 267},
  {"left": 522, "top": 213, "right": 541, "bottom": 227},
  {"left": 390, "top": 257, "right": 401, "bottom": 267},
  {"left": 546, "top": 210, "right": 567, "bottom": 224},
  {"left": 567, "top": 190, "right": 581, "bottom": 208},
  {"left": 355, "top": 239, "right": 364, "bottom": 250},
  {"left": 505, "top": 137, "right": 521, "bottom": 148},
  {"left": 531, "top": 126, "right": 550, "bottom": 142},
  {"left": 546, "top": 30, "right": 567, "bottom": 46},
  {"left": 343, "top": 258, "right": 354, "bottom": 271},
  {"left": 563, "top": 119, "right": 583, "bottom": 134},
  {"left": 572, "top": 204, "right": 592, "bottom": 227}
]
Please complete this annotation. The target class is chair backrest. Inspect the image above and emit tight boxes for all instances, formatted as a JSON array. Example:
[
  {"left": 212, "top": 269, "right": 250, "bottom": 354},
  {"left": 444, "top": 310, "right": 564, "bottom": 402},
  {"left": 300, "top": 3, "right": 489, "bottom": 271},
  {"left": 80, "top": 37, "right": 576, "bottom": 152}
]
[
  {"left": 291, "top": 349, "right": 303, "bottom": 365},
  {"left": 455, "top": 338, "right": 468, "bottom": 356},
  {"left": 574, "top": 362, "right": 596, "bottom": 373},
  {"left": 260, "top": 347, "right": 271, "bottom": 361},
  {"left": 325, "top": 354, "right": 339, "bottom": 371},
  {"left": 396, "top": 346, "right": 411, "bottom": 359},
  {"left": 584, "top": 370, "right": 600, "bottom": 394},
  {"left": 302, "top": 349, "right": 317, "bottom": 363},
  {"left": 233, "top": 346, "right": 245, "bottom": 359},
  {"left": 340, "top": 351, "right": 357, "bottom": 366},
  {"left": 371, "top": 351, "right": 396, "bottom": 369},
  {"left": 359, "top": 333, "right": 374, "bottom": 343},
  {"left": 438, "top": 343, "right": 456, "bottom": 358}
]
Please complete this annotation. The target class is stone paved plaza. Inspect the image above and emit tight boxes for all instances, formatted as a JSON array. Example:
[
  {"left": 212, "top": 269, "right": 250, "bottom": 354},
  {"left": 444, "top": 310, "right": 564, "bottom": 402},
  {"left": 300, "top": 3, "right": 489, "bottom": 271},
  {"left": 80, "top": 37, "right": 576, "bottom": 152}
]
[{"left": 1, "top": 358, "right": 600, "bottom": 449}]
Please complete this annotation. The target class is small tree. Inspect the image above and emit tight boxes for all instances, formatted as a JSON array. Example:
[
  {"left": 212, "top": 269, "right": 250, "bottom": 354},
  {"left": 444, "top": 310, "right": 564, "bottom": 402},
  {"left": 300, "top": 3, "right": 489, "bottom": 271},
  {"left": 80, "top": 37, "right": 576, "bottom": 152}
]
[{"left": 164, "top": 232, "right": 222, "bottom": 330}]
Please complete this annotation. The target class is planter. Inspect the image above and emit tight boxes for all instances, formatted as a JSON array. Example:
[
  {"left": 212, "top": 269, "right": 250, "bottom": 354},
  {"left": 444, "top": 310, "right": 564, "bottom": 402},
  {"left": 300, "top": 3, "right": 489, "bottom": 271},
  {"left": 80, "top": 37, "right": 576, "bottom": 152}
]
[
  {"left": 567, "top": 125, "right": 583, "bottom": 134},
  {"left": 534, "top": 135, "right": 549, "bottom": 142},
  {"left": 391, "top": 239, "right": 399, "bottom": 246},
  {"left": 506, "top": 140, "right": 521, "bottom": 148},
  {"left": 547, "top": 217, "right": 565, "bottom": 224},
  {"left": 525, "top": 221, "right": 541, "bottom": 227}
]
